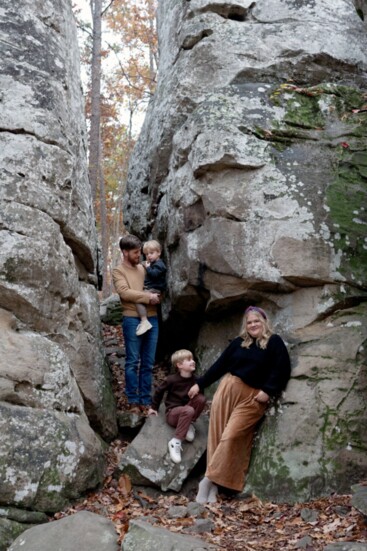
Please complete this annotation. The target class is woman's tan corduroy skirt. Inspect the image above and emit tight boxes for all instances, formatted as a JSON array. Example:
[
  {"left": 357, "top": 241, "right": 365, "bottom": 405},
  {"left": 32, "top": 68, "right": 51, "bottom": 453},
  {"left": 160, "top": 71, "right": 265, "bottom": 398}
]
[{"left": 205, "top": 373, "right": 267, "bottom": 492}]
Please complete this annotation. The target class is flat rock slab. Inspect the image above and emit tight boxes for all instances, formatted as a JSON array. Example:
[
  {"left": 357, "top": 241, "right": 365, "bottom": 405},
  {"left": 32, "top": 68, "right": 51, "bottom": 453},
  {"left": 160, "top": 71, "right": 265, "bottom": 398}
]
[
  {"left": 117, "top": 409, "right": 209, "bottom": 491},
  {"left": 323, "top": 544, "right": 367, "bottom": 551},
  {"left": 8, "top": 511, "right": 118, "bottom": 551},
  {"left": 121, "top": 519, "right": 217, "bottom": 550}
]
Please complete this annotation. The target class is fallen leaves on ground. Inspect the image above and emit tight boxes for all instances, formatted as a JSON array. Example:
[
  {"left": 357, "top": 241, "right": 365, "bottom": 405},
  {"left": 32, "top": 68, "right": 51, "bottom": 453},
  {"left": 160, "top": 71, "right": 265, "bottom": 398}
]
[
  {"left": 56, "top": 469, "right": 367, "bottom": 550},
  {"left": 54, "top": 324, "right": 367, "bottom": 550}
]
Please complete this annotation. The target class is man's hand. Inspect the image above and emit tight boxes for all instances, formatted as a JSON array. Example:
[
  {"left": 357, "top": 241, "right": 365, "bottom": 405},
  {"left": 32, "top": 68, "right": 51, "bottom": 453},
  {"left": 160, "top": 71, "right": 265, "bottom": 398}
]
[
  {"left": 147, "top": 408, "right": 158, "bottom": 416},
  {"left": 148, "top": 292, "right": 160, "bottom": 304},
  {"left": 188, "top": 384, "right": 199, "bottom": 399},
  {"left": 254, "top": 390, "right": 270, "bottom": 403}
]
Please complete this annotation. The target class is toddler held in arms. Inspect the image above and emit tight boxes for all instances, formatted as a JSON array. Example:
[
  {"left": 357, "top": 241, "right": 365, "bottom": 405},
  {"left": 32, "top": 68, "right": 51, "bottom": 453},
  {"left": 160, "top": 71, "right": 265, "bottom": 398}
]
[
  {"left": 136, "top": 240, "right": 167, "bottom": 336},
  {"left": 148, "top": 349, "right": 206, "bottom": 464}
]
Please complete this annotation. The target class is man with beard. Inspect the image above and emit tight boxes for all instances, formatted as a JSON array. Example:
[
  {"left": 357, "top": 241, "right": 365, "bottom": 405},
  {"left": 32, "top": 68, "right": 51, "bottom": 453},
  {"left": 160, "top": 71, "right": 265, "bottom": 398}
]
[{"left": 112, "top": 235, "right": 160, "bottom": 413}]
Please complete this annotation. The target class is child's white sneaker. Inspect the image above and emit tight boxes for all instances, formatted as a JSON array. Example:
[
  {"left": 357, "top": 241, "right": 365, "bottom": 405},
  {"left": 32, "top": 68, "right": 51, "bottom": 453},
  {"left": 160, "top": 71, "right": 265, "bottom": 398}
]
[
  {"left": 168, "top": 438, "right": 182, "bottom": 463},
  {"left": 136, "top": 319, "right": 152, "bottom": 336},
  {"left": 185, "top": 423, "right": 196, "bottom": 442}
]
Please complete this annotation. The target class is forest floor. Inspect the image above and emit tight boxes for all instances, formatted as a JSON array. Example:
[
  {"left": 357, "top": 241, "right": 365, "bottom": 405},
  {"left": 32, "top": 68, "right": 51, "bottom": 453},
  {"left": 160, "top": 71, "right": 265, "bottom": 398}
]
[{"left": 54, "top": 324, "right": 367, "bottom": 550}]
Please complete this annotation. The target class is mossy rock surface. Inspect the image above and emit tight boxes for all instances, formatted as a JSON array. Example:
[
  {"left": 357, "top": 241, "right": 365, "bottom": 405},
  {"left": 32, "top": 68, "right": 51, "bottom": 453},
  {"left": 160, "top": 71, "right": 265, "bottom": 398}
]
[
  {"left": 0, "top": 518, "right": 33, "bottom": 551},
  {"left": 266, "top": 83, "right": 367, "bottom": 287}
]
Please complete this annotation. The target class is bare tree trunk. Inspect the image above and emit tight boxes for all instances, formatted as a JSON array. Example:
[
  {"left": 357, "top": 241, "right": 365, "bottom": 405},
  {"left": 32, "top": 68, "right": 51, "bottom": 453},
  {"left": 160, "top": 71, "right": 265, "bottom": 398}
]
[
  {"left": 88, "top": 0, "right": 102, "bottom": 203},
  {"left": 98, "top": 160, "right": 110, "bottom": 298},
  {"left": 110, "top": 129, "right": 135, "bottom": 274},
  {"left": 111, "top": 197, "right": 122, "bottom": 270},
  {"left": 148, "top": 0, "right": 157, "bottom": 87}
]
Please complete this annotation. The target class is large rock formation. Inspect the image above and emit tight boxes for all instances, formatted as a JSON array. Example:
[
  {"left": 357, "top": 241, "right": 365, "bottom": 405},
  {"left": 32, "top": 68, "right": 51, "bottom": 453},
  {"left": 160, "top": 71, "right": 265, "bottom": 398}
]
[
  {"left": 0, "top": 0, "right": 117, "bottom": 522},
  {"left": 124, "top": 0, "right": 367, "bottom": 501}
]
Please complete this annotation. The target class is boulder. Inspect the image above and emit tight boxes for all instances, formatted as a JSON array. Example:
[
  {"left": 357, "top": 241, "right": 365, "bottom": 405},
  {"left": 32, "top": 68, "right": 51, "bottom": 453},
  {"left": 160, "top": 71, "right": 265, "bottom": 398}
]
[
  {"left": 0, "top": 0, "right": 117, "bottom": 441},
  {"left": 123, "top": 0, "right": 367, "bottom": 501},
  {"left": 351, "top": 483, "right": 367, "bottom": 517},
  {"left": 0, "top": 309, "right": 106, "bottom": 512},
  {"left": 0, "top": 518, "right": 33, "bottom": 551},
  {"left": 245, "top": 304, "right": 367, "bottom": 502},
  {"left": 0, "top": 507, "right": 48, "bottom": 551},
  {"left": 117, "top": 410, "right": 209, "bottom": 491},
  {"left": 0, "top": 309, "right": 84, "bottom": 414},
  {"left": 100, "top": 294, "right": 123, "bottom": 326},
  {"left": 0, "top": 0, "right": 117, "bottom": 518},
  {"left": 0, "top": 400, "right": 105, "bottom": 513},
  {"left": 8, "top": 511, "right": 119, "bottom": 551},
  {"left": 121, "top": 518, "right": 217, "bottom": 550}
]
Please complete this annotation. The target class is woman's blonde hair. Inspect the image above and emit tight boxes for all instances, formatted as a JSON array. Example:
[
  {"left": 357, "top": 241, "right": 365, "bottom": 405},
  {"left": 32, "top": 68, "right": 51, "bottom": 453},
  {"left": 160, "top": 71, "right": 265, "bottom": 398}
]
[
  {"left": 240, "top": 307, "right": 273, "bottom": 349},
  {"left": 143, "top": 240, "right": 161, "bottom": 254},
  {"left": 171, "top": 349, "right": 193, "bottom": 368}
]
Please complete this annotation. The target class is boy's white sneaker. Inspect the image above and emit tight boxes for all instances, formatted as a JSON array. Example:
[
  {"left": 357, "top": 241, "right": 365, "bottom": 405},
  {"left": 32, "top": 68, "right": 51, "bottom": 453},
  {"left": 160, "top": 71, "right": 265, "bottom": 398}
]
[
  {"left": 136, "top": 319, "right": 152, "bottom": 336},
  {"left": 168, "top": 438, "right": 182, "bottom": 463},
  {"left": 185, "top": 423, "right": 196, "bottom": 442}
]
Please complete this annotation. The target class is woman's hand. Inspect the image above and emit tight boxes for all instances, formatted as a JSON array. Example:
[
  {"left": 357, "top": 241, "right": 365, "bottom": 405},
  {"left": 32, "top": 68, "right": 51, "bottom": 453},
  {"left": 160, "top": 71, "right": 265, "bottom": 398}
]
[
  {"left": 188, "top": 384, "right": 200, "bottom": 399},
  {"left": 254, "top": 390, "right": 270, "bottom": 403}
]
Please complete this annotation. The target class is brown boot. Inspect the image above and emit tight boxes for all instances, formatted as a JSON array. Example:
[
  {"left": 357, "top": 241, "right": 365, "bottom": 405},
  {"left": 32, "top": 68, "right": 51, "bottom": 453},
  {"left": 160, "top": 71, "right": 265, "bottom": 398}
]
[
  {"left": 127, "top": 403, "right": 141, "bottom": 415},
  {"left": 139, "top": 405, "right": 151, "bottom": 416}
]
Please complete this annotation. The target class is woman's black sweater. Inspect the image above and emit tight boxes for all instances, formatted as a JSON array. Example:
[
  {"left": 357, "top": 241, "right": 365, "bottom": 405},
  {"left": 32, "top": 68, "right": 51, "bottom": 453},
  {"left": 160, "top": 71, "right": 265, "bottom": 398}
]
[{"left": 196, "top": 334, "right": 291, "bottom": 397}]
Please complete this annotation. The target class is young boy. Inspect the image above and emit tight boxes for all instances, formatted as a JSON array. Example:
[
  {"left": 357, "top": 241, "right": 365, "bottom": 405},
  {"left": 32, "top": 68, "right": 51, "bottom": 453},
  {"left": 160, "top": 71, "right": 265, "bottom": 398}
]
[
  {"left": 136, "top": 240, "right": 167, "bottom": 336},
  {"left": 148, "top": 350, "right": 206, "bottom": 464}
]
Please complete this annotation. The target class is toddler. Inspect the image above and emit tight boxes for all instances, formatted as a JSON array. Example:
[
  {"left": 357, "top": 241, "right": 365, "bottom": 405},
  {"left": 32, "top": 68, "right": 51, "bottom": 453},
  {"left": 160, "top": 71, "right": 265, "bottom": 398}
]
[{"left": 136, "top": 240, "right": 166, "bottom": 336}]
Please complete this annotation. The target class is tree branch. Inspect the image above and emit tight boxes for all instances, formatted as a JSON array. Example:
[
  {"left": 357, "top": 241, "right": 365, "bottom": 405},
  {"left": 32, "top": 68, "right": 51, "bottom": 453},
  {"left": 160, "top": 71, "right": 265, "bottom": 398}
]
[
  {"left": 78, "top": 23, "right": 93, "bottom": 38},
  {"left": 105, "top": 39, "right": 155, "bottom": 98},
  {"left": 101, "top": 0, "right": 115, "bottom": 17}
]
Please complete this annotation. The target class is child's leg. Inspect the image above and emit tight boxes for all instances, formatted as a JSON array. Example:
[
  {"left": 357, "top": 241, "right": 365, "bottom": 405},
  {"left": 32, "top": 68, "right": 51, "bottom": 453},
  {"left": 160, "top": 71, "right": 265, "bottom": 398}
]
[
  {"left": 135, "top": 301, "right": 152, "bottom": 336},
  {"left": 188, "top": 393, "right": 206, "bottom": 421},
  {"left": 166, "top": 405, "right": 195, "bottom": 440},
  {"left": 136, "top": 303, "right": 148, "bottom": 320}
]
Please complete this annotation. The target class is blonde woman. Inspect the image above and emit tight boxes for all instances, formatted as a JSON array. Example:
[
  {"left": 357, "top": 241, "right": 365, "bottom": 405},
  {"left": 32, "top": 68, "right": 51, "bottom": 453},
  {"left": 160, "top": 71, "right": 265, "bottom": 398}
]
[{"left": 188, "top": 306, "right": 291, "bottom": 504}]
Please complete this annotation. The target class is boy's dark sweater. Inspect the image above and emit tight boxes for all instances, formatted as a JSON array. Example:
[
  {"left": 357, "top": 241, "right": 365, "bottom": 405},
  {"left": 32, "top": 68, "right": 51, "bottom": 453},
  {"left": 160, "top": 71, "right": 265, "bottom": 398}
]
[
  {"left": 144, "top": 258, "right": 167, "bottom": 291},
  {"left": 151, "top": 373, "right": 197, "bottom": 412}
]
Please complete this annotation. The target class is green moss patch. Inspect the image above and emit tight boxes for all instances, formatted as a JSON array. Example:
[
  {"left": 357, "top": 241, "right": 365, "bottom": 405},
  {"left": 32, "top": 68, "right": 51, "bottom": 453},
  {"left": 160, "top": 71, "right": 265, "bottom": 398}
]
[{"left": 326, "top": 144, "right": 367, "bottom": 284}]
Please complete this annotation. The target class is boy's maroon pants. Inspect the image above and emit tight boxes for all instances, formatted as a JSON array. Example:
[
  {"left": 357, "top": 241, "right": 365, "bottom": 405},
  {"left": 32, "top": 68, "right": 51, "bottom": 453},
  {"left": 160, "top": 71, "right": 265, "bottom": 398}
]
[{"left": 166, "top": 394, "right": 206, "bottom": 440}]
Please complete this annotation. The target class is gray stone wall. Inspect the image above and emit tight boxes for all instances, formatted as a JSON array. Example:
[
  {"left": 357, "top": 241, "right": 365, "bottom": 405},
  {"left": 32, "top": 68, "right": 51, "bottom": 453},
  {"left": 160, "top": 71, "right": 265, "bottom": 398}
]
[{"left": 0, "top": 0, "right": 116, "bottom": 515}]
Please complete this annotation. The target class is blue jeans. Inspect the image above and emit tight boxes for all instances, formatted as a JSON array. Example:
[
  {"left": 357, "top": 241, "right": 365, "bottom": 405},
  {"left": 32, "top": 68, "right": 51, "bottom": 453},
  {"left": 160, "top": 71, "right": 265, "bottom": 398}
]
[{"left": 122, "top": 316, "right": 159, "bottom": 405}]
